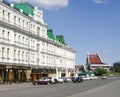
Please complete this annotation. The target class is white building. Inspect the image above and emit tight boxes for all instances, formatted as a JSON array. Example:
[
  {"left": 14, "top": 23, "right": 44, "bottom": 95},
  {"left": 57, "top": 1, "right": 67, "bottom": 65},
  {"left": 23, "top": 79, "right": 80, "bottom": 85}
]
[{"left": 0, "top": 1, "right": 76, "bottom": 83}]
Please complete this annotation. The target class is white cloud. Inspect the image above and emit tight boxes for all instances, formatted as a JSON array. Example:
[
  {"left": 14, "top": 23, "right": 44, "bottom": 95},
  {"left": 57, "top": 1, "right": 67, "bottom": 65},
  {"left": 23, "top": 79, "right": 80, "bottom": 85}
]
[
  {"left": 92, "top": 0, "right": 110, "bottom": 4},
  {"left": 6, "top": 0, "right": 69, "bottom": 9},
  {"left": 103, "top": 49, "right": 113, "bottom": 54}
]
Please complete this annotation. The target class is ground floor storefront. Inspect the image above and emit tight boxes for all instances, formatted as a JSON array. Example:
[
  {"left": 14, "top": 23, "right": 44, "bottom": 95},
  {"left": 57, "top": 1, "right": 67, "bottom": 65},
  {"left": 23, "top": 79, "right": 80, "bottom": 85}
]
[
  {"left": 31, "top": 68, "right": 56, "bottom": 81},
  {"left": 0, "top": 65, "right": 31, "bottom": 84},
  {"left": 0, "top": 64, "right": 75, "bottom": 83}
]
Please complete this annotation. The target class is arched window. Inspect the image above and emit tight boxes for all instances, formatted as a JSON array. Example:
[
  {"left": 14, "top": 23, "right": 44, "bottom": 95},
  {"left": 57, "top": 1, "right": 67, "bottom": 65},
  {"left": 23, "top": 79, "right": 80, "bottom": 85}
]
[
  {"left": 14, "top": 34, "right": 16, "bottom": 41},
  {"left": 18, "top": 18, "right": 20, "bottom": 26},
  {"left": 8, "top": 12, "right": 10, "bottom": 22},
  {"left": 2, "top": 30, "right": 5, "bottom": 39},
  {"left": 14, "top": 16, "right": 16, "bottom": 24},
  {"left": 31, "top": 24, "right": 33, "bottom": 31},
  {"left": 26, "top": 22, "right": 28, "bottom": 30},
  {"left": 37, "top": 27, "right": 40, "bottom": 35},
  {"left": 23, "top": 20, "right": 25, "bottom": 28}
]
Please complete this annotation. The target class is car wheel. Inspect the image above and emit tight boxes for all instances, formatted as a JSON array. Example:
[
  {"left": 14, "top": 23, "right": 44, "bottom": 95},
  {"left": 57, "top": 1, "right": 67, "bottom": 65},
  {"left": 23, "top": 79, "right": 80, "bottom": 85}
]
[
  {"left": 47, "top": 82, "right": 50, "bottom": 85},
  {"left": 32, "top": 82, "right": 36, "bottom": 85}
]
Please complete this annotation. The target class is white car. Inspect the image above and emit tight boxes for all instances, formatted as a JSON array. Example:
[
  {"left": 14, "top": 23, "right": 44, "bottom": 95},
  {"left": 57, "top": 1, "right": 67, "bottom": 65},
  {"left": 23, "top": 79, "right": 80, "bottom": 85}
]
[
  {"left": 57, "top": 78, "right": 64, "bottom": 83},
  {"left": 93, "top": 76, "right": 98, "bottom": 79},
  {"left": 90, "top": 76, "right": 98, "bottom": 80},
  {"left": 102, "top": 76, "right": 107, "bottom": 79},
  {"left": 66, "top": 78, "right": 72, "bottom": 83},
  {"left": 82, "top": 76, "right": 91, "bottom": 81}
]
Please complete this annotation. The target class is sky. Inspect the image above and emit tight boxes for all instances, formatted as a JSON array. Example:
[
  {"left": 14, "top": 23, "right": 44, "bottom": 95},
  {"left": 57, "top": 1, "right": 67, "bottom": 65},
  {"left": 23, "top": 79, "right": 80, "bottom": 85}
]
[{"left": 6, "top": 0, "right": 120, "bottom": 65}]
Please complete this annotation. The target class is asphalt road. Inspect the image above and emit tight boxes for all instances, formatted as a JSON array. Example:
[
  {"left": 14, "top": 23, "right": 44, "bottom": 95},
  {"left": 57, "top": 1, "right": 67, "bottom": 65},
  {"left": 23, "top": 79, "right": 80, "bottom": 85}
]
[{"left": 0, "top": 77, "right": 120, "bottom": 97}]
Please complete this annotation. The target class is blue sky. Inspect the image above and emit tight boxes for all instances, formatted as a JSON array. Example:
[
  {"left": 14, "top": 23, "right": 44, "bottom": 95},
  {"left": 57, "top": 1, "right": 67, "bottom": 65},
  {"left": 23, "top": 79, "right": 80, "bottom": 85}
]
[{"left": 6, "top": 0, "right": 120, "bottom": 65}]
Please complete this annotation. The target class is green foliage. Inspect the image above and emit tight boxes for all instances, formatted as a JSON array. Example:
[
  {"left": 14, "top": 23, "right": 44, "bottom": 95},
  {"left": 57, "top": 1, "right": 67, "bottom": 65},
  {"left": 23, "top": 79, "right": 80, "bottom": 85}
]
[
  {"left": 109, "top": 67, "right": 115, "bottom": 72},
  {"left": 112, "top": 62, "right": 120, "bottom": 73},
  {"left": 95, "top": 68, "right": 107, "bottom": 76}
]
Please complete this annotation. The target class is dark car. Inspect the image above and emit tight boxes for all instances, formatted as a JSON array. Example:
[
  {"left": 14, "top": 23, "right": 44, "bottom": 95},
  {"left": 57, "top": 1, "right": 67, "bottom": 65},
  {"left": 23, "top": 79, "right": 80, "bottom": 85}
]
[
  {"left": 72, "top": 77, "right": 83, "bottom": 83},
  {"left": 71, "top": 77, "right": 76, "bottom": 82},
  {"left": 32, "top": 77, "right": 52, "bottom": 85}
]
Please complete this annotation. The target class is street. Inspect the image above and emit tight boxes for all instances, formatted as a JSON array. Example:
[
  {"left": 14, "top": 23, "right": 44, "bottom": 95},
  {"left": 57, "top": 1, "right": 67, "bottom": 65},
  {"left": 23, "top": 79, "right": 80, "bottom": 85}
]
[{"left": 0, "top": 77, "right": 120, "bottom": 97}]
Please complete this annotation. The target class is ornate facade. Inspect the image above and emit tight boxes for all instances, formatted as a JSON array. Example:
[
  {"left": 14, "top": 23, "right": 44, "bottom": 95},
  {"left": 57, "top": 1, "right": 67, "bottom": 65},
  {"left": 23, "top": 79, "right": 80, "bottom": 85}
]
[{"left": 0, "top": 1, "right": 76, "bottom": 83}]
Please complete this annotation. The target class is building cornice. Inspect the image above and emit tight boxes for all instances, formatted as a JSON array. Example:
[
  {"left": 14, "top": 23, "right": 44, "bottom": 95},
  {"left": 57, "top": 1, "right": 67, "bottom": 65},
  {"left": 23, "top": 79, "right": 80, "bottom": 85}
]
[{"left": 0, "top": 1, "right": 47, "bottom": 28}]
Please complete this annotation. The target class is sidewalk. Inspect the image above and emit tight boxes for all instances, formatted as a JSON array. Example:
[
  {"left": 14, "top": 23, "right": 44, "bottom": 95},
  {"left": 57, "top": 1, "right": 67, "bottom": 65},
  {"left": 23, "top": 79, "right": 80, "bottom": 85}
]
[{"left": 0, "top": 82, "right": 33, "bottom": 91}]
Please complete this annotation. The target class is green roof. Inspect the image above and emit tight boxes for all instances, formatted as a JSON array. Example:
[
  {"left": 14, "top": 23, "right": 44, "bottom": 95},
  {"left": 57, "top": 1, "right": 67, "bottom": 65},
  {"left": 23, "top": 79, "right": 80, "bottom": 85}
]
[
  {"left": 47, "top": 30, "right": 55, "bottom": 40},
  {"left": 14, "top": 3, "right": 34, "bottom": 16},
  {"left": 56, "top": 35, "right": 66, "bottom": 45}
]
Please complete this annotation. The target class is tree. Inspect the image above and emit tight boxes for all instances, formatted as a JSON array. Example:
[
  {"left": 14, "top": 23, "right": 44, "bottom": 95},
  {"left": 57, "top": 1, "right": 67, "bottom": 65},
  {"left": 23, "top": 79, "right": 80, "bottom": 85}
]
[
  {"left": 109, "top": 67, "right": 115, "bottom": 72},
  {"left": 95, "top": 68, "right": 107, "bottom": 76},
  {"left": 113, "top": 61, "right": 120, "bottom": 73}
]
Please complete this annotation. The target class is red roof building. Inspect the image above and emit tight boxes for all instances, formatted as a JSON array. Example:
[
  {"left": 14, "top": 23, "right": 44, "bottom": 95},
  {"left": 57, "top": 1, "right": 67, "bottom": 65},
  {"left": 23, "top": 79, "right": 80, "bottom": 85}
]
[{"left": 86, "top": 53, "right": 111, "bottom": 71}]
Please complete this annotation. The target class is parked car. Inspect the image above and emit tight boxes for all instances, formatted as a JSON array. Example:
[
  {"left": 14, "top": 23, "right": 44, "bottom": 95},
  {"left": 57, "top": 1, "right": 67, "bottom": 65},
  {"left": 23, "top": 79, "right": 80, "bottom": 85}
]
[
  {"left": 93, "top": 76, "right": 98, "bottom": 80},
  {"left": 54, "top": 78, "right": 59, "bottom": 84},
  {"left": 63, "top": 78, "right": 72, "bottom": 83},
  {"left": 82, "top": 76, "right": 91, "bottom": 81},
  {"left": 71, "top": 77, "right": 76, "bottom": 82},
  {"left": 32, "top": 77, "right": 52, "bottom": 85},
  {"left": 57, "top": 78, "right": 64, "bottom": 83},
  {"left": 47, "top": 77, "right": 59, "bottom": 84},
  {"left": 102, "top": 75, "right": 108, "bottom": 79},
  {"left": 72, "top": 77, "right": 83, "bottom": 83}
]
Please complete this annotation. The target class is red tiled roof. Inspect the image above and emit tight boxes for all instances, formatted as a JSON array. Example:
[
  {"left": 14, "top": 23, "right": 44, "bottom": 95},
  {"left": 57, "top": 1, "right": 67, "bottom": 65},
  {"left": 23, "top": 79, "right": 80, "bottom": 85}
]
[{"left": 88, "top": 54, "right": 103, "bottom": 64}]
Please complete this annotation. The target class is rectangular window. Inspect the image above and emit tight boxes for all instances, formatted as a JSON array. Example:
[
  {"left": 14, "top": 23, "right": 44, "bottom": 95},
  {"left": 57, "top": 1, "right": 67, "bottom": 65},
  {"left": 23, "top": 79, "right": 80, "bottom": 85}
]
[
  {"left": 23, "top": 37, "right": 24, "bottom": 44},
  {"left": 14, "top": 50, "right": 16, "bottom": 60},
  {"left": 18, "top": 50, "right": 20, "bottom": 61},
  {"left": 33, "top": 54, "right": 34, "bottom": 63},
  {"left": 8, "top": 32, "right": 10, "bottom": 40},
  {"left": 18, "top": 35, "right": 20, "bottom": 43},
  {"left": 22, "top": 51, "right": 24, "bottom": 61},
  {"left": 37, "top": 44, "right": 39, "bottom": 51},
  {"left": 2, "top": 47, "right": 5, "bottom": 59},
  {"left": 7, "top": 48, "right": 10, "bottom": 60},
  {"left": 23, "top": 20, "right": 25, "bottom": 28},
  {"left": 26, "top": 52, "right": 28, "bottom": 62},
  {"left": 3, "top": 10, "right": 5, "bottom": 19}
]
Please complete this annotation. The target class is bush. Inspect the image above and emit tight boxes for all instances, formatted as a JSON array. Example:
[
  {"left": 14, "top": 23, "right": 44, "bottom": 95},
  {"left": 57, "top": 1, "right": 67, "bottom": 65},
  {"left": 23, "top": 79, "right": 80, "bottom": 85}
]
[{"left": 95, "top": 68, "right": 107, "bottom": 76}]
